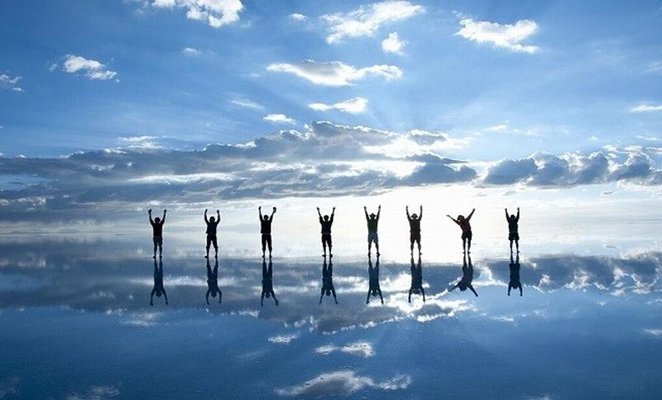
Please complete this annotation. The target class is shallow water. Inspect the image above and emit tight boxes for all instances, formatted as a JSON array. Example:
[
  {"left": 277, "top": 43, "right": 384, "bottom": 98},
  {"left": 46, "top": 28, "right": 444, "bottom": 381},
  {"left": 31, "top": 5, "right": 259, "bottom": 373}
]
[{"left": 1, "top": 238, "right": 661, "bottom": 399}]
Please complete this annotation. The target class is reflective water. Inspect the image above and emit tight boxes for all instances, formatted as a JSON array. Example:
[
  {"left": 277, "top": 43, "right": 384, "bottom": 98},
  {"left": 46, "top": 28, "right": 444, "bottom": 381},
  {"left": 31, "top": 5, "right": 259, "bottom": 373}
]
[{"left": 1, "top": 238, "right": 661, "bottom": 399}]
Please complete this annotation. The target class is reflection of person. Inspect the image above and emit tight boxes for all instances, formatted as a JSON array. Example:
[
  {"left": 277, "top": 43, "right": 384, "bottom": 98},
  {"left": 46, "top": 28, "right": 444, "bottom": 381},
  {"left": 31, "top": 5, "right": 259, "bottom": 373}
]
[
  {"left": 366, "top": 255, "right": 383, "bottom": 304},
  {"left": 261, "top": 258, "right": 279, "bottom": 306},
  {"left": 450, "top": 253, "right": 478, "bottom": 297},
  {"left": 150, "top": 259, "right": 168, "bottom": 306},
  {"left": 364, "top": 205, "right": 381, "bottom": 257},
  {"left": 508, "top": 252, "right": 522, "bottom": 296},
  {"left": 505, "top": 207, "right": 520, "bottom": 253},
  {"left": 408, "top": 255, "right": 425, "bottom": 303},
  {"left": 447, "top": 208, "right": 475, "bottom": 253},
  {"left": 406, "top": 205, "right": 423, "bottom": 256},
  {"left": 204, "top": 209, "right": 220, "bottom": 258},
  {"left": 259, "top": 206, "right": 276, "bottom": 258},
  {"left": 317, "top": 207, "right": 335, "bottom": 258},
  {"left": 205, "top": 258, "right": 222, "bottom": 304},
  {"left": 148, "top": 209, "right": 166, "bottom": 259},
  {"left": 319, "top": 257, "right": 338, "bottom": 304}
]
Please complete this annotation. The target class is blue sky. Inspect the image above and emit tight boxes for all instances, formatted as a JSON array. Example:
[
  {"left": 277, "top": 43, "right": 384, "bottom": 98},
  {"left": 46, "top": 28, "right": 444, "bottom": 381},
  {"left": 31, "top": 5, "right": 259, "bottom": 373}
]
[{"left": 0, "top": 0, "right": 661, "bottom": 239}]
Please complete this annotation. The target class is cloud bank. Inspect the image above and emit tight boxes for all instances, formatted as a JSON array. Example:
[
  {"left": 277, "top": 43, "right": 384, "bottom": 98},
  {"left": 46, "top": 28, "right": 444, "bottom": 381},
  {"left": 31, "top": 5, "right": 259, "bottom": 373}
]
[{"left": 267, "top": 60, "right": 402, "bottom": 86}]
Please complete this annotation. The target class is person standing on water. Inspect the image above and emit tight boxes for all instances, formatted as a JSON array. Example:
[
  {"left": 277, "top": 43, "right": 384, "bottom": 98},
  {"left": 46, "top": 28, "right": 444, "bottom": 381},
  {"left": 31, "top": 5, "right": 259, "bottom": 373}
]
[
  {"left": 317, "top": 207, "right": 335, "bottom": 258},
  {"left": 365, "top": 205, "right": 381, "bottom": 257},
  {"left": 505, "top": 207, "right": 520, "bottom": 253},
  {"left": 204, "top": 209, "right": 220, "bottom": 258},
  {"left": 259, "top": 206, "right": 276, "bottom": 258},
  {"left": 148, "top": 209, "right": 166, "bottom": 259},
  {"left": 406, "top": 205, "right": 423, "bottom": 256},
  {"left": 447, "top": 208, "right": 475, "bottom": 253}
]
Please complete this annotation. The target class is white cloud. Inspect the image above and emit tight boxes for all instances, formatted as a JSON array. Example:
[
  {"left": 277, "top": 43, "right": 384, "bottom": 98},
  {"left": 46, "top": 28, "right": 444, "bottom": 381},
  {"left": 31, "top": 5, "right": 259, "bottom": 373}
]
[
  {"left": 630, "top": 104, "right": 662, "bottom": 113},
  {"left": 182, "top": 47, "right": 201, "bottom": 56},
  {"left": 0, "top": 73, "right": 24, "bottom": 92},
  {"left": 643, "top": 328, "right": 662, "bottom": 336},
  {"left": 289, "top": 13, "right": 307, "bottom": 22},
  {"left": 62, "top": 55, "right": 118, "bottom": 81},
  {"left": 276, "top": 370, "right": 411, "bottom": 397},
  {"left": 456, "top": 18, "right": 539, "bottom": 53},
  {"left": 484, "top": 124, "right": 508, "bottom": 132},
  {"left": 263, "top": 114, "right": 296, "bottom": 124},
  {"left": 150, "top": 0, "right": 243, "bottom": 28},
  {"left": 268, "top": 333, "right": 300, "bottom": 344},
  {"left": 309, "top": 97, "right": 368, "bottom": 114},
  {"left": 315, "top": 341, "right": 375, "bottom": 358},
  {"left": 381, "top": 32, "right": 407, "bottom": 54},
  {"left": 230, "top": 98, "right": 264, "bottom": 110},
  {"left": 267, "top": 60, "right": 402, "bottom": 86},
  {"left": 322, "top": 1, "right": 424, "bottom": 43}
]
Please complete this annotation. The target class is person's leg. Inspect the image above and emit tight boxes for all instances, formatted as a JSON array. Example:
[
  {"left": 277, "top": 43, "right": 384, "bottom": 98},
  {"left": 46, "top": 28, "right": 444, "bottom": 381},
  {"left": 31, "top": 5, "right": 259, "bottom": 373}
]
[
  {"left": 515, "top": 239, "right": 519, "bottom": 253},
  {"left": 153, "top": 237, "right": 157, "bottom": 258},
  {"left": 509, "top": 239, "right": 513, "bottom": 252},
  {"left": 328, "top": 236, "right": 333, "bottom": 257},
  {"left": 261, "top": 235, "right": 267, "bottom": 257},
  {"left": 467, "top": 234, "right": 472, "bottom": 253},
  {"left": 267, "top": 235, "right": 272, "bottom": 257},
  {"left": 375, "top": 239, "right": 380, "bottom": 256},
  {"left": 158, "top": 237, "right": 163, "bottom": 258},
  {"left": 417, "top": 238, "right": 421, "bottom": 255},
  {"left": 410, "top": 236, "right": 414, "bottom": 254},
  {"left": 462, "top": 237, "right": 466, "bottom": 253},
  {"left": 213, "top": 236, "right": 218, "bottom": 257},
  {"left": 206, "top": 235, "right": 211, "bottom": 257},
  {"left": 322, "top": 236, "right": 327, "bottom": 256}
]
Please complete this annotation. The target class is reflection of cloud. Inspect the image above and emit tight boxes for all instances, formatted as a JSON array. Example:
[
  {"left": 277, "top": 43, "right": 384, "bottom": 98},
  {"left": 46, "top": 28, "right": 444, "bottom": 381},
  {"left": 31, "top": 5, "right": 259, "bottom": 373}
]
[
  {"left": 276, "top": 370, "right": 411, "bottom": 397},
  {"left": 643, "top": 329, "right": 662, "bottom": 337},
  {"left": 267, "top": 333, "right": 300, "bottom": 345},
  {"left": 315, "top": 341, "right": 374, "bottom": 358},
  {"left": 66, "top": 385, "right": 119, "bottom": 400}
]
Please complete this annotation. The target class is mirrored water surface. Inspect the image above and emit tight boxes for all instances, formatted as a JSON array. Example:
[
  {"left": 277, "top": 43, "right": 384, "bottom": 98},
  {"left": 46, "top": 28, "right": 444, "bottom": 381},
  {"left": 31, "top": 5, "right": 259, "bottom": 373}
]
[{"left": 1, "top": 238, "right": 661, "bottom": 399}]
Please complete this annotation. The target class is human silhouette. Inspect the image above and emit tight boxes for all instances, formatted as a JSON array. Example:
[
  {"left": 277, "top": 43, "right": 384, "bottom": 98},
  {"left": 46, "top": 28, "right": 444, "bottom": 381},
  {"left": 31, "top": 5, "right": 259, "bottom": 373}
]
[
  {"left": 364, "top": 205, "right": 381, "bottom": 256},
  {"left": 259, "top": 206, "right": 276, "bottom": 258},
  {"left": 366, "top": 255, "right": 383, "bottom": 304},
  {"left": 447, "top": 208, "right": 475, "bottom": 253},
  {"left": 406, "top": 205, "right": 423, "bottom": 256},
  {"left": 204, "top": 209, "right": 220, "bottom": 258},
  {"left": 508, "top": 252, "right": 523, "bottom": 296},
  {"left": 449, "top": 253, "right": 478, "bottom": 297},
  {"left": 148, "top": 209, "right": 166, "bottom": 259},
  {"left": 150, "top": 258, "right": 168, "bottom": 306},
  {"left": 505, "top": 207, "right": 520, "bottom": 253},
  {"left": 205, "top": 258, "right": 222, "bottom": 304},
  {"left": 408, "top": 255, "right": 425, "bottom": 303},
  {"left": 317, "top": 207, "right": 335, "bottom": 258},
  {"left": 319, "top": 256, "right": 338, "bottom": 305},
  {"left": 261, "top": 258, "right": 279, "bottom": 306}
]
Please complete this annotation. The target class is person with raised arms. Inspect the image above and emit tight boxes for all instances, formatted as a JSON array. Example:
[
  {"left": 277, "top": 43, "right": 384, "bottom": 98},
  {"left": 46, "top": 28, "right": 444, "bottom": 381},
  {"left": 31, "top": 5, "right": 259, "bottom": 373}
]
[
  {"left": 447, "top": 208, "right": 476, "bottom": 253},
  {"left": 317, "top": 207, "right": 335, "bottom": 258},
  {"left": 406, "top": 205, "right": 423, "bottom": 256},
  {"left": 148, "top": 208, "right": 166, "bottom": 259},
  {"left": 204, "top": 209, "right": 220, "bottom": 258},
  {"left": 505, "top": 207, "right": 520, "bottom": 254},
  {"left": 259, "top": 206, "right": 276, "bottom": 258},
  {"left": 365, "top": 205, "right": 381, "bottom": 257}
]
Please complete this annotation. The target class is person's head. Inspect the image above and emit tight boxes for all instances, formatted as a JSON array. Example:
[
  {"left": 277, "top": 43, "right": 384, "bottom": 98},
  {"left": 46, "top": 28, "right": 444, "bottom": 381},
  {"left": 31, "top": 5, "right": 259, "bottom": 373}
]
[
  {"left": 209, "top": 216, "right": 215, "bottom": 223},
  {"left": 370, "top": 213, "right": 376, "bottom": 220},
  {"left": 156, "top": 291, "right": 162, "bottom": 297},
  {"left": 154, "top": 217, "right": 161, "bottom": 224},
  {"left": 458, "top": 283, "right": 467, "bottom": 291},
  {"left": 211, "top": 290, "right": 217, "bottom": 298},
  {"left": 509, "top": 214, "right": 516, "bottom": 221},
  {"left": 324, "top": 215, "right": 329, "bottom": 221},
  {"left": 263, "top": 215, "right": 270, "bottom": 221},
  {"left": 412, "top": 288, "right": 420, "bottom": 294},
  {"left": 411, "top": 214, "right": 418, "bottom": 220},
  {"left": 457, "top": 215, "right": 464, "bottom": 221},
  {"left": 371, "top": 289, "right": 379, "bottom": 296},
  {"left": 325, "top": 289, "right": 332, "bottom": 296}
]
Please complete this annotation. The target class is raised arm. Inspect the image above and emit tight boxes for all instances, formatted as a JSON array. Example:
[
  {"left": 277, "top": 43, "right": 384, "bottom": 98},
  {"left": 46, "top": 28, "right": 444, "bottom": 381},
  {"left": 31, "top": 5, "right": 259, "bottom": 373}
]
[
  {"left": 162, "top": 289, "right": 168, "bottom": 305},
  {"left": 270, "top": 207, "right": 276, "bottom": 220},
  {"left": 377, "top": 205, "right": 381, "bottom": 219},
  {"left": 466, "top": 208, "right": 475, "bottom": 221},
  {"left": 148, "top": 209, "right": 154, "bottom": 224},
  {"left": 468, "top": 285, "right": 478, "bottom": 297},
  {"left": 161, "top": 209, "right": 167, "bottom": 223},
  {"left": 258, "top": 206, "right": 263, "bottom": 220},
  {"left": 421, "top": 287, "right": 426, "bottom": 302},
  {"left": 261, "top": 291, "right": 265, "bottom": 306},
  {"left": 449, "top": 283, "right": 459, "bottom": 292},
  {"left": 419, "top": 205, "right": 423, "bottom": 220},
  {"left": 508, "top": 284, "right": 512, "bottom": 296},
  {"left": 316, "top": 207, "right": 322, "bottom": 220},
  {"left": 204, "top": 209, "right": 209, "bottom": 223},
  {"left": 516, "top": 207, "right": 520, "bottom": 221},
  {"left": 378, "top": 289, "right": 383, "bottom": 304},
  {"left": 364, "top": 206, "right": 369, "bottom": 220},
  {"left": 446, "top": 215, "right": 458, "bottom": 224},
  {"left": 406, "top": 206, "right": 411, "bottom": 220},
  {"left": 319, "top": 289, "right": 324, "bottom": 305},
  {"left": 217, "top": 209, "right": 220, "bottom": 221},
  {"left": 330, "top": 207, "right": 335, "bottom": 222},
  {"left": 271, "top": 290, "right": 279, "bottom": 306},
  {"left": 366, "top": 288, "right": 371, "bottom": 304},
  {"left": 206, "top": 289, "right": 211, "bottom": 305},
  {"left": 505, "top": 208, "right": 509, "bottom": 221},
  {"left": 408, "top": 289, "right": 412, "bottom": 303},
  {"left": 519, "top": 285, "right": 523, "bottom": 297},
  {"left": 150, "top": 288, "right": 156, "bottom": 305},
  {"left": 332, "top": 288, "right": 338, "bottom": 304}
]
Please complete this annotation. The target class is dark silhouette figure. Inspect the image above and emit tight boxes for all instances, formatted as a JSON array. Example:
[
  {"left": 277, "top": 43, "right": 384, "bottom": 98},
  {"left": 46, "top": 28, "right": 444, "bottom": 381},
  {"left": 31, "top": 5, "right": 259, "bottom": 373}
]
[
  {"left": 204, "top": 209, "right": 220, "bottom": 258},
  {"left": 408, "top": 255, "right": 425, "bottom": 303},
  {"left": 364, "top": 205, "right": 381, "bottom": 256},
  {"left": 508, "top": 252, "right": 523, "bottom": 296},
  {"left": 205, "top": 258, "right": 222, "bottom": 304},
  {"left": 406, "top": 205, "right": 423, "bottom": 256},
  {"left": 505, "top": 207, "right": 520, "bottom": 253},
  {"left": 366, "top": 255, "right": 384, "bottom": 304},
  {"left": 447, "top": 208, "right": 476, "bottom": 253},
  {"left": 150, "top": 258, "right": 168, "bottom": 306},
  {"left": 148, "top": 209, "right": 166, "bottom": 259},
  {"left": 319, "top": 256, "right": 338, "bottom": 305},
  {"left": 317, "top": 207, "right": 335, "bottom": 257},
  {"left": 261, "top": 258, "right": 279, "bottom": 306},
  {"left": 450, "top": 253, "right": 478, "bottom": 297},
  {"left": 259, "top": 206, "right": 276, "bottom": 258}
]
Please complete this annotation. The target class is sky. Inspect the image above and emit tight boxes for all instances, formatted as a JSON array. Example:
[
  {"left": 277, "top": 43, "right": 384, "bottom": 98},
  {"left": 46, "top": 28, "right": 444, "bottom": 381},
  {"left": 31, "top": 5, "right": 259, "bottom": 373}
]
[{"left": 0, "top": 0, "right": 661, "bottom": 255}]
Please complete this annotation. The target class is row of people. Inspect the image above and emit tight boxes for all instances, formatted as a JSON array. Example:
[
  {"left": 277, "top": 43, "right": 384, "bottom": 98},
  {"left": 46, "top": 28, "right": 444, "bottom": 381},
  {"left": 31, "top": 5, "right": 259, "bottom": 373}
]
[
  {"left": 148, "top": 206, "right": 522, "bottom": 259},
  {"left": 149, "top": 253, "right": 523, "bottom": 306}
]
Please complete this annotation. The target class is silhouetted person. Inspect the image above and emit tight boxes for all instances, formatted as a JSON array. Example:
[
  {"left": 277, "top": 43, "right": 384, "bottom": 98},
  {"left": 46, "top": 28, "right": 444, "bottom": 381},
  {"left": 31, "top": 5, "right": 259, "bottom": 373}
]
[
  {"left": 205, "top": 258, "right": 222, "bottom": 304},
  {"left": 505, "top": 207, "right": 520, "bottom": 253},
  {"left": 408, "top": 255, "right": 425, "bottom": 303},
  {"left": 450, "top": 253, "right": 478, "bottom": 296},
  {"left": 317, "top": 207, "right": 335, "bottom": 257},
  {"left": 150, "top": 258, "right": 168, "bottom": 306},
  {"left": 364, "top": 205, "right": 381, "bottom": 256},
  {"left": 204, "top": 209, "right": 220, "bottom": 258},
  {"left": 259, "top": 206, "right": 276, "bottom": 258},
  {"left": 319, "top": 256, "right": 338, "bottom": 304},
  {"left": 406, "top": 205, "right": 423, "bottom": 256},
  {"left": 148, "top": 209, "right": 166, "bottom": 259},
  {"left": 508, "top": 252, "right": 522, "bottom": 296},
  {"left": 366, "top": 255, "right": 383, "bottom": 304},
  {"left": 447, "top": 208, "right": 475, "bottom": 253},
  {"left": 261, "top": 258, "right": 278, "bottom": 306}
]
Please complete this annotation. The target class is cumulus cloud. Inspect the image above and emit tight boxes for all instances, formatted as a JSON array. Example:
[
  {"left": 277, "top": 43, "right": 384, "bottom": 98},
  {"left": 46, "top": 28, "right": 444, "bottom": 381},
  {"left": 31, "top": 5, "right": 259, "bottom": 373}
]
[
  {"left": 381, "top": 32, "right": 407, "bottom": 54},
  {"left": 321, "top": 1, "right": 424, "bottom": 43},
  {"left": 267, "top": 60, "right": 402, "bottom": 86},
  {"left": 276, "top": 370, "right": 411, "bottom": 397},
  {"left": 263, "top": 113, "right": 296, "bottom": 124},
  {"left": 289, "top": 13, "right": 307, "bottom": 22},
  {"left": 456, "top": 18, "right": 539, "bottom": 53},
  {"left": 62, "top": 55, "right": 118, "bottom": 81},
  {"left": 308, "top": 97, "right": 368, "bottom": 114},
  {"left": 182, "top": 47, "right": 201, "bottom": 56},
  {"left": 631, "top": 104, "right": 662, "bottom": 113},
  {"left": 150, "top": 0, "right": 243, "bottom": 28},
  {"left": 315, "top": 341, "right": 375, "bottom": 358},
  {"left": 0, "top": 73, "right": 24, "bottom": 92}
]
